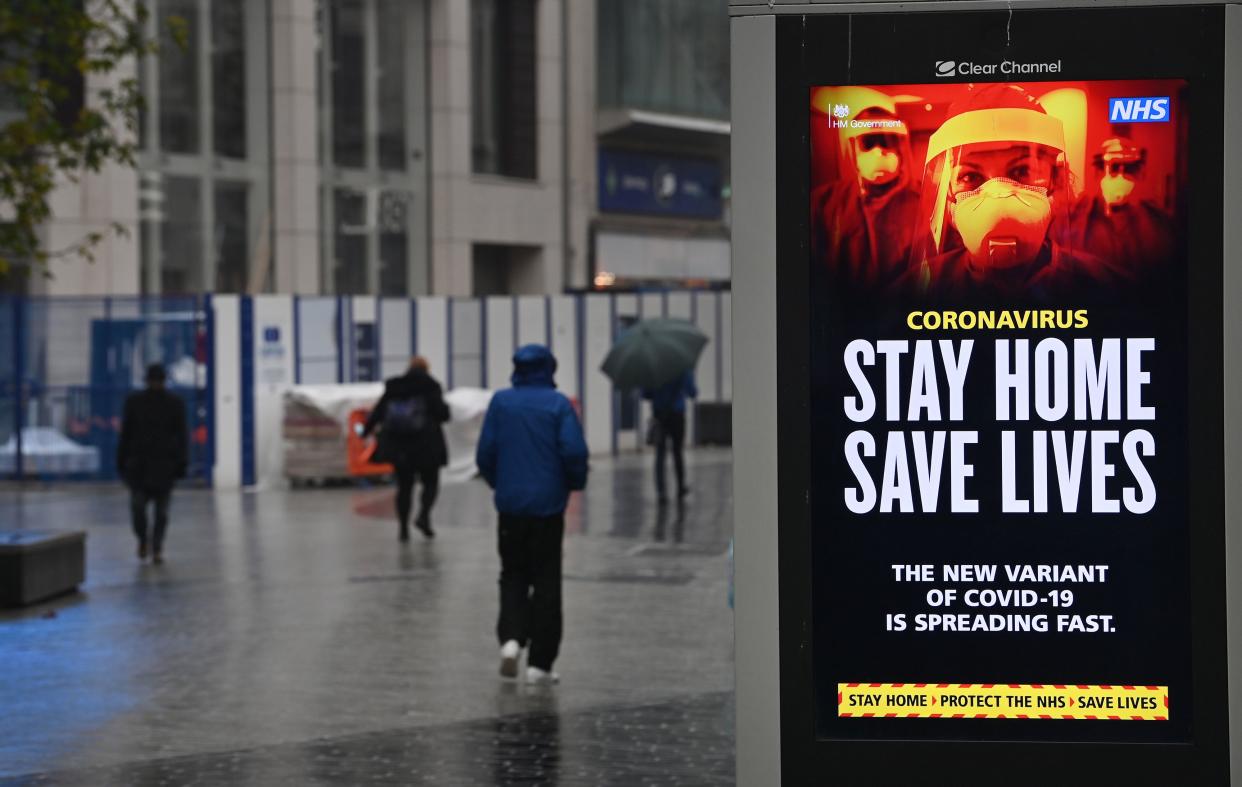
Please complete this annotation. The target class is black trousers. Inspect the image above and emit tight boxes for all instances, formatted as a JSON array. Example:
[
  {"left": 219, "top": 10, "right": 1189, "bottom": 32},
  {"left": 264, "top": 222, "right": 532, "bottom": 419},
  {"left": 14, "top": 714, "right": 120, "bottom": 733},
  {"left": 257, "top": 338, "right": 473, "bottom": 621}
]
[
  {"left": 653, "top": 410, "right": 686, "bottom": 498},
  {"left": 130, "top": 487, "right": 171, "bottom": 549},
  {"left": 395, "top": 463, "right": 439, "bottom": 531},
  {"left": 496, "top": 513, "right": 564, "bottom": 671}
]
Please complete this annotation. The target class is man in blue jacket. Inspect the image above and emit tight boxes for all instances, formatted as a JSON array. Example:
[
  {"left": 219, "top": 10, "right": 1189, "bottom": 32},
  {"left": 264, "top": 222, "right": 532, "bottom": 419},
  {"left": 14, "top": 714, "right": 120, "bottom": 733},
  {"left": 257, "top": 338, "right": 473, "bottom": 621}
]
[{"left": 476, "top": 344, "right": 589, "bottom": 685}]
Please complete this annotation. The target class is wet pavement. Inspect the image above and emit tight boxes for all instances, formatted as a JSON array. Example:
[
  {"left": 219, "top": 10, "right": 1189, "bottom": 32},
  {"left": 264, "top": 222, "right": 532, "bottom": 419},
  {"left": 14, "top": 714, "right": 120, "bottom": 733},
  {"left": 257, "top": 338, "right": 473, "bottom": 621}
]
[{"left": 0, "top": 450, "right": 734, "bottom": 786}]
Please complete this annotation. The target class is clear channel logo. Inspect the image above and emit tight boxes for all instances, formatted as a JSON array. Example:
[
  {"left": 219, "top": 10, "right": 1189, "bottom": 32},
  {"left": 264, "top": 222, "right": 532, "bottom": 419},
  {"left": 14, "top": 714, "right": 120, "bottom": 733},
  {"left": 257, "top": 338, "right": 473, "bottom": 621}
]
[
  {"left": 1108, "top": 96, "right": 1171, "bottom": 123},
  {"left": 934, "top": 59, "right": 1062, "bottom": 76}
]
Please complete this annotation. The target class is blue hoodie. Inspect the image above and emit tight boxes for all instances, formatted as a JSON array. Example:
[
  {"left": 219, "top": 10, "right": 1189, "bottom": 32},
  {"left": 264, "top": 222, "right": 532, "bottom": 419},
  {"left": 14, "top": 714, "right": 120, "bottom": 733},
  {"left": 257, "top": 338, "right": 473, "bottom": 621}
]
[{"left": 476, "top": 344, "right": 589, "bottom": 517}]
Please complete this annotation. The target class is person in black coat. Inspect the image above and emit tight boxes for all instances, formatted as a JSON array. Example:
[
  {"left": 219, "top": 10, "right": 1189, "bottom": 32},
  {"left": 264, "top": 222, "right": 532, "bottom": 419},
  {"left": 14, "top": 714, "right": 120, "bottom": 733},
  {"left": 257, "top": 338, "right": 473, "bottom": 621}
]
[
  {"left": 117, "top": 363, "right": 189, "bottom": 564},
  {"left": 363, "top": 356, "right": 451, "bottom": 541}
]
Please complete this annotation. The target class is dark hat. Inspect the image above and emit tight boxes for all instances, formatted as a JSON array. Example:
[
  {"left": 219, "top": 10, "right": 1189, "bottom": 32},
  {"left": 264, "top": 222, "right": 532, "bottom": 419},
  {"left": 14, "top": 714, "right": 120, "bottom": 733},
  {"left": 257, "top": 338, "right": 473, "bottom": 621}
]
[{"left": 145, "top": 363, "right": 167, "bottom": 383}]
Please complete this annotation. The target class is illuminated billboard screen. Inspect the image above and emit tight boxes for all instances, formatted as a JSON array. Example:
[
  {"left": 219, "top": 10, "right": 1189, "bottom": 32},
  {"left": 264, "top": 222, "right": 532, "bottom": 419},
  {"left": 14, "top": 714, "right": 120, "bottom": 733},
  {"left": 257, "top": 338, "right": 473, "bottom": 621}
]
[{"left": 808, "top": 77, "right": 1192, "bottom": 745}]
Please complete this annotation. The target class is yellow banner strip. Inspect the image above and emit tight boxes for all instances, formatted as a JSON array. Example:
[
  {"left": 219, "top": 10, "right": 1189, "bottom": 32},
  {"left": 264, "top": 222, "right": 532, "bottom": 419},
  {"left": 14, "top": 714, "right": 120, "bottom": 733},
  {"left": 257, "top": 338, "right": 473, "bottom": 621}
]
[{"left": 837, "top": 683, "right": 1169, "bottom": 721}]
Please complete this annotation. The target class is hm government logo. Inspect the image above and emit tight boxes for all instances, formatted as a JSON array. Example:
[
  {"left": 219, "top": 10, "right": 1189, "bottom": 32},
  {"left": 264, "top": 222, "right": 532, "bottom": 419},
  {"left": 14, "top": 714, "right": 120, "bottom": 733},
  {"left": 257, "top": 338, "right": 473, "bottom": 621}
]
[
  {"left": 935, "top": 60, "right": 956, "bottom": 77},
  {"left": 832, "top": 104, "right": 850, "bottom": 119}
]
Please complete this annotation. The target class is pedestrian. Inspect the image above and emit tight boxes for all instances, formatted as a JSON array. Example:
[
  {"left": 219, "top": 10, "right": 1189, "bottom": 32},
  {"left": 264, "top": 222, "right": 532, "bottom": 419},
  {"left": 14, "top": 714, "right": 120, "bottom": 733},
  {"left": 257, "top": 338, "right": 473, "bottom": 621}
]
[
  {"left": 476, "top": 344, "right": 589, "bottom": 685},
  {"left": 116, "top": 363, "right": 188, "bottom": 564},
  {"left": 363, "top": 356, "right": 450, "bottom": 542},
  {"left": 643, "top": 369, "right": 697, "bottom": 503}
]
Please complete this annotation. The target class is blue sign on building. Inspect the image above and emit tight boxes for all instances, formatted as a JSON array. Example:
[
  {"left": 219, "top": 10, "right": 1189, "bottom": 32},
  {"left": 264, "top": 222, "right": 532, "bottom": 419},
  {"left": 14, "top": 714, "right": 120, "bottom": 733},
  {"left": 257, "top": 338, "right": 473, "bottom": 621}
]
[{"left": 598, "top": 150, "right": 723, "bottom": 219}]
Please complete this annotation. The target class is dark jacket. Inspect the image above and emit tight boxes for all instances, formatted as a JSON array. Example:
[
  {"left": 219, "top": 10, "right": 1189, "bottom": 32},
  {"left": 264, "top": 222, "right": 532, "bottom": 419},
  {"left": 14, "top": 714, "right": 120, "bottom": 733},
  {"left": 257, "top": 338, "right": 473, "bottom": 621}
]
[
  {"left": 364, "top": 369, "right": 451, "bottom": 469},
  {"left": 117, "top": 387, "right": 189, "bottom": 492},
  {"left": 1068, "top": 193, "right": 1176, "bottom": 276},
  {"left": 476, "top": 345, "right": 589, "bottom": 517},
  {"left": 811, "top": 179, "right": 920, "bottom": 294},
  {"left": 643, "top": 371, "right": 698, "bottom": 416}
]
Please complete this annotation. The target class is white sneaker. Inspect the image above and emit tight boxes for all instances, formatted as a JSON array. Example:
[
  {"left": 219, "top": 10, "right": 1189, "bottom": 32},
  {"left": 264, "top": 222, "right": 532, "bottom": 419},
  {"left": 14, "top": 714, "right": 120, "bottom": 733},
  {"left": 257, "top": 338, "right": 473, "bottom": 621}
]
[
  {"left": 525, "top": 666, "right": 559, "bottom": 685},
  {"left": 499, "top": 640, "right": 521, "bottom": 678}
]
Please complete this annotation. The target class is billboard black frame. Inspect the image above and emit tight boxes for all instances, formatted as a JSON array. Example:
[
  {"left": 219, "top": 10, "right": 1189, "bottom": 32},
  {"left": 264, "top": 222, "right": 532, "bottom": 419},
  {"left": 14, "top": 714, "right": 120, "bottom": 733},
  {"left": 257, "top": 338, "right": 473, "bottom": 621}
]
[{"left": 774, "top": 6, "right": 1229, "bottom": 784}]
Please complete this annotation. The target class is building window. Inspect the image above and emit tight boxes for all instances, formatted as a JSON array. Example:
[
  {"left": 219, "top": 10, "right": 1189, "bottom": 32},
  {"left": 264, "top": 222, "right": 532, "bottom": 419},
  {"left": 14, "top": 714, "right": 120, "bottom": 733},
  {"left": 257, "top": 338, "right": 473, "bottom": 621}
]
[
  {"left": 159, "top": 0, "right": 200, "bottom": 154},
  {"left": 375, "top": 0, "right": 408, "bottom": 171},
  {"left": 158, "top": 176, "right": 203, "bottom": 294},
  {"left": 598, "top": 0, "right": 729, "bottom": 120},
  {"left": 213, "top": 182, "right": 250, "bottom": 292},
  {"left": 471, "top": 0, "right": 537, "bottom": 179},
  {"left": 332, "top": 188, "right": 368, "bottom": 294},
  {"left": 330, "top": 0, "right": 366, "bottom": 168},
  {"left": 320, "top": 0, "right": 427, "bottom": 295},
  {"left": 472, "top": 244, "right": 542, "bottom": 296},
  {"left": 211, "top": 0, "right": 247, "bottom": 159},
  {"left": 138, "top": 0, "right": 269, "bottom": 295}
]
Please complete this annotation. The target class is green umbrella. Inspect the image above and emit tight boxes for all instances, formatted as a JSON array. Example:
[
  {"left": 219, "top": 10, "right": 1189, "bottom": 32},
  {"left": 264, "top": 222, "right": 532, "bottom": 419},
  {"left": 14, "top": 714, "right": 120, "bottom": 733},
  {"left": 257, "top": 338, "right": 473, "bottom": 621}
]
[{"left": 601, "top": 317, "right": 708, "bottom": 391}]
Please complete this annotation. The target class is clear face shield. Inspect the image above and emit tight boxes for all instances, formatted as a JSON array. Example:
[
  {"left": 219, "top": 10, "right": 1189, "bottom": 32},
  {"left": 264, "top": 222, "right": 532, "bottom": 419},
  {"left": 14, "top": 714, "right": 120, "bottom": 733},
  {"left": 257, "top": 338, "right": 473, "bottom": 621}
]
[{"left": 911, "top": 107, "right": 1072, "bottom": 272}]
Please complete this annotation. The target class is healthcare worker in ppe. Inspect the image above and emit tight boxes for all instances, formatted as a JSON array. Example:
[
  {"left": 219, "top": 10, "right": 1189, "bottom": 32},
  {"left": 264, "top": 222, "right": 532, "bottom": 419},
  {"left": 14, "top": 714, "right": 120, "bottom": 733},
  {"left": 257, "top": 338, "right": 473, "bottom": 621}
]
[
  {"left": 909, "top": 84, "right": 1119, "bottom": 299},
  {"left": 811, "top": 87, "right": 920, "bottom": 293},
  {"left": 1068, "top": 136, "right": 1175, "bottom": 276}
]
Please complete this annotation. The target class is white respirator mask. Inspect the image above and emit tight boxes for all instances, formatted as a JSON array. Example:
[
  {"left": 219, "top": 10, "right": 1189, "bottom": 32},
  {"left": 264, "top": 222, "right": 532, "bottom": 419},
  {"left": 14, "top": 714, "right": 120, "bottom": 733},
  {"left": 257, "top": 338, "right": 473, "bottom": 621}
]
[
  {"left": 1100, "top": 173, "right": 1136, "bottom": 208},
  {"left": 856, "top": 146, "right": 900, "bottom": 185},
  {"left": 951, "top": 177, "right": 1052, "bottom": 269}
]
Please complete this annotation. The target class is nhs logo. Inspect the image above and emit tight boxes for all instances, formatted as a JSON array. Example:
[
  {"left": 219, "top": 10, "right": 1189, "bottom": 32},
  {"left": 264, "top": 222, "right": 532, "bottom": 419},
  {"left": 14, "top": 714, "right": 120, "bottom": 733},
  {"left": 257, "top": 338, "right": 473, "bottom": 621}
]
[{"left": 1108, "top": 96, "right": 1171, "bottom": 123}]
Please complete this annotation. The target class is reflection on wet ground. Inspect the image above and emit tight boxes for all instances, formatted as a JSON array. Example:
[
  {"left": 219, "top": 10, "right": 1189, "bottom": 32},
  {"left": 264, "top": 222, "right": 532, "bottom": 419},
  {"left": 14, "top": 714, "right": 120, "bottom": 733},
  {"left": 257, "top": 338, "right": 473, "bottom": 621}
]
[{"left": 0, "top": 450, "right": 734, "bottom": 785}]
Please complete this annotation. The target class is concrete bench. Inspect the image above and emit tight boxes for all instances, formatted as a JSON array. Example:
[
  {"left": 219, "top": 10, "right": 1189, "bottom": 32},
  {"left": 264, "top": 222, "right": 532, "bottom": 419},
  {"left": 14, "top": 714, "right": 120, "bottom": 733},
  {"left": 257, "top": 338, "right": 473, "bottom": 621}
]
[{"left": 0, "top": 531, "right": 86, "bottom": 607}]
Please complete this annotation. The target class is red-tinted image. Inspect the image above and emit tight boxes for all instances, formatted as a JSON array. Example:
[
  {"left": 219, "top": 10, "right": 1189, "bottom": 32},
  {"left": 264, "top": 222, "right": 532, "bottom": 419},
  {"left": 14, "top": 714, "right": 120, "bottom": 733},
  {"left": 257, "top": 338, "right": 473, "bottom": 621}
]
[{"left": 810, "top": 80, "right": 1187, "bottom": 299}]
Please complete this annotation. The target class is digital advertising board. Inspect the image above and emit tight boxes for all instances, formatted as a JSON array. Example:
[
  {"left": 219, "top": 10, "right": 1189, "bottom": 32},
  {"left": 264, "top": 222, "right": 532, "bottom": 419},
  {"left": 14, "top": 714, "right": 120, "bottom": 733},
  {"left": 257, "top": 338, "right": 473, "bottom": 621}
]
[{"left": 767, "top": 5, "right": 1233, "bottom": 784}]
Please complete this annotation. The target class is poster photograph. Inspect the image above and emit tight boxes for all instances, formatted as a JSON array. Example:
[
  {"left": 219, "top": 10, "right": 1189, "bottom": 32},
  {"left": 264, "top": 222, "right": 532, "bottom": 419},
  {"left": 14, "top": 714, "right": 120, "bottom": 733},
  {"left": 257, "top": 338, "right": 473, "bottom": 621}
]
[{"left": 808, "top": 79, "right": 1192, "bottom": 743}]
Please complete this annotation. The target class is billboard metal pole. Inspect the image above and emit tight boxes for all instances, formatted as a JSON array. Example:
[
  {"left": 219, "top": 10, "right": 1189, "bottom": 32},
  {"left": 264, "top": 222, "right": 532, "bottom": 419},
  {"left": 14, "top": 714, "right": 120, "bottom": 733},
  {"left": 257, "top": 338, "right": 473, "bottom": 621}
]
[{"left": 731, "top": 11, "right": 781, "bottom": 787}]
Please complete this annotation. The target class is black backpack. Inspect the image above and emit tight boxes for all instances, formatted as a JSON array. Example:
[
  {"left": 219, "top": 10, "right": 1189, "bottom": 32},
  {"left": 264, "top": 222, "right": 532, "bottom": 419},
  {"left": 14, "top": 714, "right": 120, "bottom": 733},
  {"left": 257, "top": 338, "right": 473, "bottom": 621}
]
[{"left": 383, "top": 396, "right": 428, "bottom": 435}]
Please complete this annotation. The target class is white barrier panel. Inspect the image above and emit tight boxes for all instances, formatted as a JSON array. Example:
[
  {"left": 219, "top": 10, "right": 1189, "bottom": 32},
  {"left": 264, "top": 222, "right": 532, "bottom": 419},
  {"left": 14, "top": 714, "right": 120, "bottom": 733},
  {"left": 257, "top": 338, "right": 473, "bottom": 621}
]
[
  {"left": 612, "top": 294, "right": 639, "bottom": 453},
  {"left": 212, "top": 295, "right": 242, "bottom": 488},
  {"left": 695, "top": 291, "right": 720, "bottom": 402},
  {"left": 667, "top": 291, "right": 693, "bottom": 321},
  {"left": 640, "top": 292, "right": 664, "bottom": 321},
  {"left": 297, "top": 297, "right": 340, "bottom": 384},
  {"left": 485, "top": 296, "right": 514, "bottom": 390},
  {"left": 550, "top": 295, "right": 578, "bottom": 399},
  {"left": 449, "top": 299, "right": 483, "bottom": 389},
  {"left": 380, "top": 297, "right": 412, "bottom": 378},
  {"left": 416, "top": 297, "right": 448, "bottom": 382},
  {"left": 583, "top": 294, "right": 613, "bottom": 454},
  {"left": 517, "top": 296, "right": 547, "bottom": 347},
  {"left": 253, "top": 296, "right": 295, "bottom": 488}
]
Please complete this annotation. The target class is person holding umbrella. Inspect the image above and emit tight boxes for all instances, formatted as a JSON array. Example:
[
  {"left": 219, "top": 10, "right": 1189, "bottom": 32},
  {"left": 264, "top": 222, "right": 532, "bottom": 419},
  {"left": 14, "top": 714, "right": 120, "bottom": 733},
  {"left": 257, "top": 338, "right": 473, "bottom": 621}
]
[
  {"left": 643, "top": 370, "right": 697, "bottom": 503},
  {"left": 600, "top": 317, "right": 707, "bottom": 504}
]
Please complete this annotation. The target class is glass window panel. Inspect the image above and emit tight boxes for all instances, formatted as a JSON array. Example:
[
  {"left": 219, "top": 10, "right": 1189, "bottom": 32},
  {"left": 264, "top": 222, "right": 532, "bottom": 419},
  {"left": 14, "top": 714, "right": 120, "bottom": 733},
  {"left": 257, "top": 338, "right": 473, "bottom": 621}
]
[
  {"left": 471, "top": 0, "right": 536, "bottom": 178},
  {"left": 597, "top": 0, "right": 728, "bottom": 120},
  {"left": 471, "top": 0, "right": 499, "bottom": 174},
  {"left": 214, "top": 182, "right": 249, "bottom": 294},
  {"left": 212, "top": 0, "right": 246, "bottom": 158},
  {"left": 331, "top": 0, "right": 365, "bottom": 168},
  {"left": 160, "top": 176, "right": 203, "bottom": 294},
  {"left": 333, "top": 188, "right": 367, "bottom": 294},
  {"left": 376, "top": 0, "right": 407, "bottom": 171},
  {"left": 378, "top": 190, "right": 409, "bottom": 295},
  {"left": 159, "top": 0, "right": 200, "bottom": 154}
]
